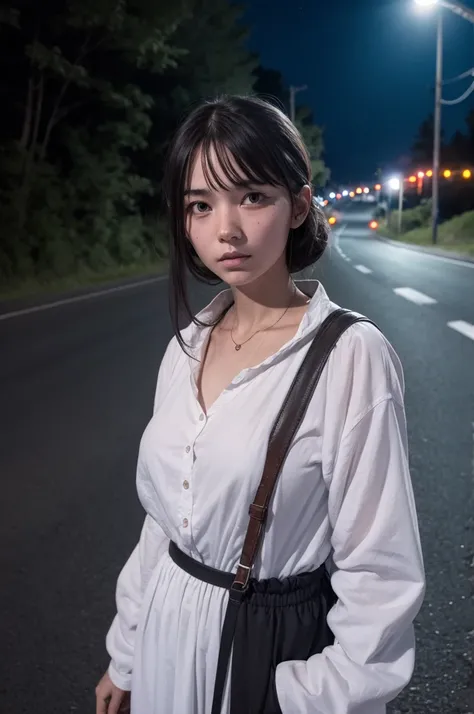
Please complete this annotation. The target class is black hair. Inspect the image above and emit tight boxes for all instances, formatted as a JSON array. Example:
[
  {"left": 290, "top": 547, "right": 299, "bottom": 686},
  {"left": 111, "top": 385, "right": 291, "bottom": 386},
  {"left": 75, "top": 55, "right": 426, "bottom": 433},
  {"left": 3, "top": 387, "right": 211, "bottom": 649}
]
[{"left": 162, "top": 94, "right": 329, "bottom": 349}]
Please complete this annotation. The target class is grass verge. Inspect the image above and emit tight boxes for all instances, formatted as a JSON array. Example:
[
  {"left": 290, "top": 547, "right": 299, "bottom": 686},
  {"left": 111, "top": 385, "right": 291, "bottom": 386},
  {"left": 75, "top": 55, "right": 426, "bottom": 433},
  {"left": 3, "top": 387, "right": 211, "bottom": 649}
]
[
  {"left": 0, "top": 259, "right": 169, "bottom": 303},
  {"left": 378, "top": 210, "right": 474, "bottom": 257}
]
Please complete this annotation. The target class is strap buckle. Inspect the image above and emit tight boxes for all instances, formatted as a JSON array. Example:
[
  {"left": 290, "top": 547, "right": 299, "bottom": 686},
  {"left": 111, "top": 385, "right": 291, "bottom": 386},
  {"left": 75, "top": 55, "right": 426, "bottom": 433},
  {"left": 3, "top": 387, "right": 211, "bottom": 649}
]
[{"left": 232, "top": 562, "right": 251, "bottom": 590}]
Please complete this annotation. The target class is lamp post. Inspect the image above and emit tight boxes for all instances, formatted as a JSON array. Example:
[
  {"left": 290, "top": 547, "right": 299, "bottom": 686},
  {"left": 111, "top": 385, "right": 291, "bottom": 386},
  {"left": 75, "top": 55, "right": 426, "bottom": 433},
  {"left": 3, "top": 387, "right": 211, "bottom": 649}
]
[{"left": 415, "top": 0, "right": 474, "bottom": 244}]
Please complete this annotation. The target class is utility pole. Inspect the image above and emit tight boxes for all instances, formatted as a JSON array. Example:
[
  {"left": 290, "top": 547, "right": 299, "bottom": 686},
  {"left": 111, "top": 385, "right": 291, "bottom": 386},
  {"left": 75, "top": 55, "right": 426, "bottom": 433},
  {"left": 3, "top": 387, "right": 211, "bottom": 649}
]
[
  {"left": 289, "top": 85, "right": 308, "bottom": 123},
  {"left": 431, "top": 9, "right": 443, "bottom": 245}
]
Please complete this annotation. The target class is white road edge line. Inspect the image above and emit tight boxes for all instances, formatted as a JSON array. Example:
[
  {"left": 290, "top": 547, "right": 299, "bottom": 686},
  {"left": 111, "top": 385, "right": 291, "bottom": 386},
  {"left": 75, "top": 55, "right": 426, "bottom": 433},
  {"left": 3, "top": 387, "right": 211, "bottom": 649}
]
[
  {"left": 0, "top": 275, "right": 166, "bottom": 322},
  {"left": 354, "top": 265, "right": 372, "bottom": 274},
  {"left": 393, "top": 287, "right": 437, "bottom": 305},
  {"left": 333, "top": 225, "right": 348, "bottom": 261},
  {"left": 382, "top": 239, "right": 474, "bottom": 270},
  {"left": 447, "top": 320, "right": 474, "bottom": 341}
]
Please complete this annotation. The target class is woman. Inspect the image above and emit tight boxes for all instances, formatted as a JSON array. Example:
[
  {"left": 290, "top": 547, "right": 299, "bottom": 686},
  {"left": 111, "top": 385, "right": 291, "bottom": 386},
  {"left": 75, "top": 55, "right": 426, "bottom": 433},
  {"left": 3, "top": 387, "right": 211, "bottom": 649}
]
[{"left": 96, "top": 95, "right": 425, "bottom": 714}]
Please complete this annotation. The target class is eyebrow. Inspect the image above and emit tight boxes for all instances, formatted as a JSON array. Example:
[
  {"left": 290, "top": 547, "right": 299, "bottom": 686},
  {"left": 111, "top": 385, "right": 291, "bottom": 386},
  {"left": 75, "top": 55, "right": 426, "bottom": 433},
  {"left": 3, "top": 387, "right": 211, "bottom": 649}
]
[
  {"left": 183, "top": 188, "right": 212, "bottom": 197},
  {"left": 183, "top": 180, "right": 265, "bottom": 197}
]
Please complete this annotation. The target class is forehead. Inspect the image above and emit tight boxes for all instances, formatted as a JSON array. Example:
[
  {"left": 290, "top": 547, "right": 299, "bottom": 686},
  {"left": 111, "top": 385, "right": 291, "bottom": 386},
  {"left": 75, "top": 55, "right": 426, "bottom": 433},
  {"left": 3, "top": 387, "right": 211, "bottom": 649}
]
[{"left": 187, "top": 144, "right": 248, "bottom": 190}]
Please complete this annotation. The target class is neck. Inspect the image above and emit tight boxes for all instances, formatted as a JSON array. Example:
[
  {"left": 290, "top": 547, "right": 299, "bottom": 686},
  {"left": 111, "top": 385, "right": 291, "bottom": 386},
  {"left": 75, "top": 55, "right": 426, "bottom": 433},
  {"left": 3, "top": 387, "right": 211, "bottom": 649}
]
[{"left": 229, "top": 260, "right": 295, "bottom": 331}]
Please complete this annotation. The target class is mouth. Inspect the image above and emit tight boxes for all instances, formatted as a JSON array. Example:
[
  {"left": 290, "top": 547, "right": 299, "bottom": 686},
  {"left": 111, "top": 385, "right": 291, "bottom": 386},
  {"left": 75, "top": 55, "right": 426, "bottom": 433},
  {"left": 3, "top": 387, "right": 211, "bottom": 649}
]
[{"left": 218, "top": 252, "right": 250, "bottom": 267}]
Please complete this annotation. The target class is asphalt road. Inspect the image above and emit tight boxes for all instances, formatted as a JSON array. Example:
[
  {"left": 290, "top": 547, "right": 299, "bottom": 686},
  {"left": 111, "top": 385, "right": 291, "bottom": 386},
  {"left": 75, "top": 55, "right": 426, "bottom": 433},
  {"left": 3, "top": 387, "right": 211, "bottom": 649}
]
[{"left": 1, "top": 202, "right": 473, "bottom": 713}]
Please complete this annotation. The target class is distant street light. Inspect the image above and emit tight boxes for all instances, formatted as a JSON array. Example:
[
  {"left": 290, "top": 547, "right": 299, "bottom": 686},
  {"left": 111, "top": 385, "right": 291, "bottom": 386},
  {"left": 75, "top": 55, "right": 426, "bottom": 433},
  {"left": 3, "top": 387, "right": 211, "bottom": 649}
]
[{"left": 414, "top": 0, "right": 474, "bottom": 244}]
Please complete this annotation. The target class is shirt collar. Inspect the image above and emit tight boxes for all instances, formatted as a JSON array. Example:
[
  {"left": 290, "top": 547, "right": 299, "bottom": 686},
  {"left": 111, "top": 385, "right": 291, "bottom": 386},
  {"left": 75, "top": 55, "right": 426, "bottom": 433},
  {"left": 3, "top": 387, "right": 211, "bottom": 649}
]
[{"left": 181, "top": 280, "right": 331, "bottom": 368}]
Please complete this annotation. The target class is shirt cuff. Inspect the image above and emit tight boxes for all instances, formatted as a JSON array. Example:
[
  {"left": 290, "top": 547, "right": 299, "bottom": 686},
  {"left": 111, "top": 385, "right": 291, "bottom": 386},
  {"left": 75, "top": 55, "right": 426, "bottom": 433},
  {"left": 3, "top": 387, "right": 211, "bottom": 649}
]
[{"left": 108, "top": 660, "right": 132, "bottom": 692}]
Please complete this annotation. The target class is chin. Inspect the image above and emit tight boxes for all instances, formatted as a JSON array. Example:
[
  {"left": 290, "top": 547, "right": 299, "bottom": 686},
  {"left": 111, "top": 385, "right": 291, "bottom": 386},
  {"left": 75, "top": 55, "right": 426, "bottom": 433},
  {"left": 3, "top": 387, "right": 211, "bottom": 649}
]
[{"left": 217, "top": 269, "right": 258, "bottom": 287}]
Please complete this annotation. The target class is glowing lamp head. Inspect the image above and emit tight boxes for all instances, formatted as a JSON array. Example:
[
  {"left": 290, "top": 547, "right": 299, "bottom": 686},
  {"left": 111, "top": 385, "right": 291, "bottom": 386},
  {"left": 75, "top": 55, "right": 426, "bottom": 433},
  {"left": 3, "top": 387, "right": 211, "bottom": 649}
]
[
  {"left": 443, "top": 169, "right": 451, "bottom": 178},
  {"left": 328, "top": 216, "right": 337, "bottom": 226},
  {"left": 463, "top": 169, "right": 472, "bottom": 179},
  {"left": 369, "top": 220, "right": 379, "bottom": 230},
  {"left": 387, "top": 177, "right": 400, "bottom": 191}
]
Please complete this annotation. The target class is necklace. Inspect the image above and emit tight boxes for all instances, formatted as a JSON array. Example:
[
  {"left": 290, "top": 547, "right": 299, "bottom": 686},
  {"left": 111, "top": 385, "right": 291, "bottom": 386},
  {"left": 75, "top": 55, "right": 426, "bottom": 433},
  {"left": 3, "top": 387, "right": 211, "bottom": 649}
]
[{"left": 230, "top": 283, "right": 296, "bottom": 351}]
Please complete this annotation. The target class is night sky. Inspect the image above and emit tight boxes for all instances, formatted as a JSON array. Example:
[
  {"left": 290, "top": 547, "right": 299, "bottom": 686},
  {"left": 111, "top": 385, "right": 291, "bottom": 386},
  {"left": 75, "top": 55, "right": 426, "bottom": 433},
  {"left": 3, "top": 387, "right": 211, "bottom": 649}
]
[{"left": 246, "top": 0, "right": 474, "bottom": 184}]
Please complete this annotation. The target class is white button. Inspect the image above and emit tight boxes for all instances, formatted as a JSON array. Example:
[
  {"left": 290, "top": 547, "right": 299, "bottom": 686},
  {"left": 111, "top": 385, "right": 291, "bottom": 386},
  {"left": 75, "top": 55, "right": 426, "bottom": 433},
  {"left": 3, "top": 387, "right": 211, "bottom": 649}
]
[
  {"left": 183, "top": 518, "right": 189, "bottom": 528},
  {"left": 199, "top": 414, "right": 205, "bottom": 421},
  {"left": 185, "top": 445, "right": 191, "bottom": 453},
  {"left": 183, "top": 480, "right": 190, "bottom": 490}
]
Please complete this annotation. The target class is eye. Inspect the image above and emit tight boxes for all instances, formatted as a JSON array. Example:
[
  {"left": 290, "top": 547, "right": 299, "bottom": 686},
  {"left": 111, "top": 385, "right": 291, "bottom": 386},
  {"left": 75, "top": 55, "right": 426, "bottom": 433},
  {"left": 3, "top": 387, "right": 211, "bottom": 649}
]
[
  {"left": 188, "top": 201, "right": 210, "bottom": 214},
  {"left": 243, "top": 192, "right": 265, "bottom": 205}
]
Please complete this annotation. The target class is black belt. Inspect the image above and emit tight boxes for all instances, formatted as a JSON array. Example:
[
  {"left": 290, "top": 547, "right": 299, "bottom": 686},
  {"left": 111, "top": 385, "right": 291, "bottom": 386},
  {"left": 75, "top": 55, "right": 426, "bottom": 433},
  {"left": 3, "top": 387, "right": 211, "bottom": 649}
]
[{"left": 169, "top": 540, "right": 235, "bottom": 589}]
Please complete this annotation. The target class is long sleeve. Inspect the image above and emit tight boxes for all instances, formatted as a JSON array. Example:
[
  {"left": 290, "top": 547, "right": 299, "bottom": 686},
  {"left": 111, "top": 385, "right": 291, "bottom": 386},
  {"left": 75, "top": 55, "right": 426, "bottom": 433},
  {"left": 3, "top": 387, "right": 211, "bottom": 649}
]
[
  {"left": 275, "top": 396, "right": 426, "bottom": 714},
  {"left": 106, "top": 515, "right": 168, "bottom": 690},
  {"left": 105, "top": 337, "right": 179, "bottom": 690}
]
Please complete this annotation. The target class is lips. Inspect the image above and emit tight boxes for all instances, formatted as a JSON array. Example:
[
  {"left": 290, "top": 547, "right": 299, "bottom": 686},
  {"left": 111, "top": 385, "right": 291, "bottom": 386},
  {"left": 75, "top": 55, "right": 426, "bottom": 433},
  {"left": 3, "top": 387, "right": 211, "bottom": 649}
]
[{"left": 218, "top": 252, "right": 250, "bottom": 261}]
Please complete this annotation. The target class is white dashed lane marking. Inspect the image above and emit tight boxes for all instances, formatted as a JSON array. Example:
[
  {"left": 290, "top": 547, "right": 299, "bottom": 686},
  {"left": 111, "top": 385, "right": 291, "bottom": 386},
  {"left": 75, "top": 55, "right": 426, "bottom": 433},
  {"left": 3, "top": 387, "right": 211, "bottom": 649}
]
[
  {"left": 354, "top": 265, "right": 372, "bottom": 274},
  {"left": 393, "top": 287, "right": 438, "bottom": 305},
  {"left": 334, "top": 227, "right": 473, "bottom": 342},
  {"left": 447, "top": 320, "right": 474, "bottom": 341}
]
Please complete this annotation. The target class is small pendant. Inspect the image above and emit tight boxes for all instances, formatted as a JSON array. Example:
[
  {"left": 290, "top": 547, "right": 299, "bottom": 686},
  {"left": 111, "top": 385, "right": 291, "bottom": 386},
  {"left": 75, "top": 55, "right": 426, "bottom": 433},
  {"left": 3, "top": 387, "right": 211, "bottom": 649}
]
[{"left": 235, "top": 344, "right": 241, "bottom": 351}]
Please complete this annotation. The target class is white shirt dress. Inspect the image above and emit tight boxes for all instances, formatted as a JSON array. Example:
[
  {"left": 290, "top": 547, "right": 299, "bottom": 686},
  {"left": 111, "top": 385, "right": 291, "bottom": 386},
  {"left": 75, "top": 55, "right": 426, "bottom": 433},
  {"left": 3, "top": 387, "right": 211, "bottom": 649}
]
[{"left": 105, "top": 279, "right": 425, "bottom": 714}]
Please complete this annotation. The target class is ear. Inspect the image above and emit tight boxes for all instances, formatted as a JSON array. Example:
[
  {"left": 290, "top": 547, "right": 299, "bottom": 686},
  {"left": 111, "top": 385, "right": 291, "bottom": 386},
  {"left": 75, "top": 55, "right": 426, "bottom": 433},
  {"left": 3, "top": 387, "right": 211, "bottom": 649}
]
[{"left": 290, "top": 185, "right": 312, "bottom": 229}]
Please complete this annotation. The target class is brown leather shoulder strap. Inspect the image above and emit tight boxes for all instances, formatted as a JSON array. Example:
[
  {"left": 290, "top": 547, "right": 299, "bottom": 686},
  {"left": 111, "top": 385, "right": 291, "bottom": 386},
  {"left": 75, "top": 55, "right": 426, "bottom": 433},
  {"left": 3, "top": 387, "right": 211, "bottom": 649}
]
[{"left": 232, "top": 308, "right": 377, "bottom": 589}]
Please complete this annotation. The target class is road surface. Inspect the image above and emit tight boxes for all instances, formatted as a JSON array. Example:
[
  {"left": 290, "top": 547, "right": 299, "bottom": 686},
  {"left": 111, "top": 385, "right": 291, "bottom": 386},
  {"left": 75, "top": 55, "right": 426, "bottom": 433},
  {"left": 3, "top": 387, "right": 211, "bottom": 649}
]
[{"left": 1, "top": 201, "right": 473, "bottom": 713}]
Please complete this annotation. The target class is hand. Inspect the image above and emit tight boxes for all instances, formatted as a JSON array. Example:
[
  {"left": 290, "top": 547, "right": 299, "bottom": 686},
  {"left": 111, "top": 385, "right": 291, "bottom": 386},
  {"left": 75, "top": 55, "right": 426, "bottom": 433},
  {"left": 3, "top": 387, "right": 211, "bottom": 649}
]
[{"left": 96, "top": 671, "right": 131, "bottom": 714}]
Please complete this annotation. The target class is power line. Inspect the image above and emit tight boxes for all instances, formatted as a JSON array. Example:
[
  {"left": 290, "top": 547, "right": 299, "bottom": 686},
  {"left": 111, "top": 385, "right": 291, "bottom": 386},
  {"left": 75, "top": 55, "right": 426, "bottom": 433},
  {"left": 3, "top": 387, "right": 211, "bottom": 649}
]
[
  {"left": 442, "top": 67, "right": 474, "bottom": 85},
  {"left": 442, "top": 79, "right": 474, "bottom": 105}
]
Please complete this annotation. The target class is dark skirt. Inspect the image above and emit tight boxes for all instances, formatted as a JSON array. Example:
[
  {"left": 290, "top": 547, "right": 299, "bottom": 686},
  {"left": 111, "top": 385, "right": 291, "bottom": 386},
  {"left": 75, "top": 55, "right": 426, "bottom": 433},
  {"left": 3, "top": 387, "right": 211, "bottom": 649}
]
[{"left": 169, "top": 541, "right": 337, "bottom": 714}]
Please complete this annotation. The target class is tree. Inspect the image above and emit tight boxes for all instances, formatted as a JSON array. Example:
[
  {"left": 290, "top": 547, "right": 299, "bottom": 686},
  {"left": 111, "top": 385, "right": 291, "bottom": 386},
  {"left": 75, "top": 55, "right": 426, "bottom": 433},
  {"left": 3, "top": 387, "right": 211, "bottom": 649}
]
[
  {"left": 0, "top": 0, "right": 332, "bottom": 286},
  {"left": 0, "top": 0, "right": 189, "bottom": 278}
]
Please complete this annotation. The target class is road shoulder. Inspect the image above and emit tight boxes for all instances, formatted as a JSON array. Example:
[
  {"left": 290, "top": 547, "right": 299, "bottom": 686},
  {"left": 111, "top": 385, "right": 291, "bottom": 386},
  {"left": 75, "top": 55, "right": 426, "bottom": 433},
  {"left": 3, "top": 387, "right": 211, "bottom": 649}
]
[{"left": 374, "top": 233, "right": 474, "bottom": 265}]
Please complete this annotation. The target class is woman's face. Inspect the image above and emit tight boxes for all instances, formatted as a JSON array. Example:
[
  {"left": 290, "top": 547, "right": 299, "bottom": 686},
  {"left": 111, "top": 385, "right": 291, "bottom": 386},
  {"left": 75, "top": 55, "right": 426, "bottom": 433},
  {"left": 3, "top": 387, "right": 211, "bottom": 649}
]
[{"left": 184, "top": 145, "right": 311, "bottom": 286}]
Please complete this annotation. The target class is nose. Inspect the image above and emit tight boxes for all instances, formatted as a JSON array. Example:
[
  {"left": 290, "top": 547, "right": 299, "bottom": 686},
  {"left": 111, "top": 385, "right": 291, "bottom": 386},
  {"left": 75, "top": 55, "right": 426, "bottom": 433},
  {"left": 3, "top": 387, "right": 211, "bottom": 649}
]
[{"left": 217, "top": 205, "right": 244, "bottom": 243}]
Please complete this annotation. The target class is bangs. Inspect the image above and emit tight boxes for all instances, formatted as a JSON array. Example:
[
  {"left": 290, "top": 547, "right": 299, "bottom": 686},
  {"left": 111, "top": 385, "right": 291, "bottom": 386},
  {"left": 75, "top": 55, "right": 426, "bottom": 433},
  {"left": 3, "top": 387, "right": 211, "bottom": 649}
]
[{"left": 187, "top": 135, "right": 289, "bottom": 195}]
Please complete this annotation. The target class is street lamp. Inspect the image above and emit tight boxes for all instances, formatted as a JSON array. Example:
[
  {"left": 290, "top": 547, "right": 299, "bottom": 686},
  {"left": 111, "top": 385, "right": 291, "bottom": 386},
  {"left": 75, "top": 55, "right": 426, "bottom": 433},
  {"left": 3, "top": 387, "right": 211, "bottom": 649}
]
[
  {"left": 386, "top": 177, "right": 404, "bottom": 234},
  {"left": 415, "top": 0, "right": 474, "bottom": 244},
  {"left": 415, "top": 0, "right": 474, "bottom": 23}
]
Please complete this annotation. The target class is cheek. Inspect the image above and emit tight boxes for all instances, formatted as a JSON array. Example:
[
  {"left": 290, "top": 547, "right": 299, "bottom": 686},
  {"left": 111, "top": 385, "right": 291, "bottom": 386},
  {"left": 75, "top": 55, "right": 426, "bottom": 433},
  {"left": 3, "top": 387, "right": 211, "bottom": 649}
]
[
  {"left": 187, "top": 216, "right": 210, "bottom": 253},
  {"left": 249, "top": 207, "right": 290, "bottom": 247}
]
